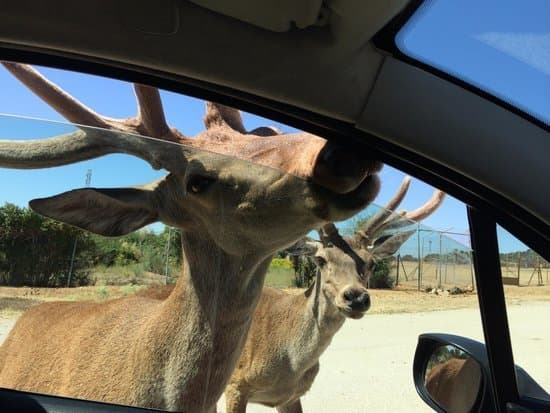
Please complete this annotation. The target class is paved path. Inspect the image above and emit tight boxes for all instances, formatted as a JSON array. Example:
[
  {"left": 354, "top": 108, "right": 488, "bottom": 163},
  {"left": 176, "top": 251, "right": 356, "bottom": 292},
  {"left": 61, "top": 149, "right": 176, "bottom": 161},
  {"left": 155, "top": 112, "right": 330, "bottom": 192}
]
[
  {"left": 217, "top": 302, "right": 550, "bottom": 412},
  {"left": 1, "top": 303, "right": 548, "bottom": 412}
]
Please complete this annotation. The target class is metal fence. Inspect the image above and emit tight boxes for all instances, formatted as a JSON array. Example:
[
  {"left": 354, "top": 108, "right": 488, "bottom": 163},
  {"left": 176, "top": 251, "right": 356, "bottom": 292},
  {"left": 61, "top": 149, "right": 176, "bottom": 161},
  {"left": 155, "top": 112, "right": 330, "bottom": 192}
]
[
  {"left": 389, "top": 225, "right": 474, "bottom": 290},
  {"left": 387, "top": 225, "right": 549, "bottom": 290}
]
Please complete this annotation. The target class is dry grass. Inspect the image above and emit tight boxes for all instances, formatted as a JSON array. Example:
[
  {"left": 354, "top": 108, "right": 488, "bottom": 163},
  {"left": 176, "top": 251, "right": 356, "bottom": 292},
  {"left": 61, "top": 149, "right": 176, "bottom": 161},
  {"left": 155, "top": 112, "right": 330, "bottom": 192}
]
[
  {"left": 283, "top": 284, "right": 550, "bottom": 314},
  {"left": 1, "top": 284, "right": 549, "bottom": 319}
]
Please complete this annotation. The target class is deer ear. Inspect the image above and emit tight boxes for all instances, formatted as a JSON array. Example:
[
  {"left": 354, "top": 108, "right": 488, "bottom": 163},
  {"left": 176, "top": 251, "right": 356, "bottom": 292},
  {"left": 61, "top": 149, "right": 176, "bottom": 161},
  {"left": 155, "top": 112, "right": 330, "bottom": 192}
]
[
  {"left": 286, "top": 238, "right": 321, "bottom": 256},
  {"left": 371, "top": 230, "right": 416, "bottom": 259},
  {"left": 29, "top": 187, "right": 158, "bottom": 237}
]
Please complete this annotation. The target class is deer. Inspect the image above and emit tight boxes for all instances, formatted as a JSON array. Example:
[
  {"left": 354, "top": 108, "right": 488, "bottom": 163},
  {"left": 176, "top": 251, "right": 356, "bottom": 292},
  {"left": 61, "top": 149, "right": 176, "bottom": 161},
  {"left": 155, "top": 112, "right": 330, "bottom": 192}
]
[
  {"left": 425, "top": 357, "right": 482, "bottom": 413},
  {"left": 0, "top": 62, "right": 383, "bottom": 413},
  {"left": 219, "top": 177, "right": 446, "bottom": 413},
  {"left": 425, "top": 354, "right": 550, "bottom": 412}
]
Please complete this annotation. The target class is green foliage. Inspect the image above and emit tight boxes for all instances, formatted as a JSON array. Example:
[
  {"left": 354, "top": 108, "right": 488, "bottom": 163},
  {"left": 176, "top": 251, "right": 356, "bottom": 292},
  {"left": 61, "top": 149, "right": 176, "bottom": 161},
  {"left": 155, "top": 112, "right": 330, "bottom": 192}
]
[
  {"left": 0, "top": 203, "right": 94, "bottom": 287},
  {"left": 369, "top": 258, "right": 395, "bottom": 289},
  {"left": 427, "top": 345, "right": 470, "bottom": 370},
  {"left": 0, "top": 203, "right": 183, "bottom": 287},
  {"left": 291, "top": 255, "right": 317, "bottom": 288},
  {"left": 269, "top": 257, "right": 293, "bottom": 270}
]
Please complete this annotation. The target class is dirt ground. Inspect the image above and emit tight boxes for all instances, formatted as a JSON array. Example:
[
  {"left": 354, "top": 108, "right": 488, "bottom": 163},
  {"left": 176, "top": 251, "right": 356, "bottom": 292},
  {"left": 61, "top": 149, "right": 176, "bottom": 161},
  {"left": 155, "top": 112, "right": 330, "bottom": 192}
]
[
  {"left": 1, "top": 284, "right": 549, "bottom": 319},
  {"left": 0, "top": 298, "right": 548, "bottom": 412},
  {"left": 0, "top": 285, "right": 548, "bottom": 412}
]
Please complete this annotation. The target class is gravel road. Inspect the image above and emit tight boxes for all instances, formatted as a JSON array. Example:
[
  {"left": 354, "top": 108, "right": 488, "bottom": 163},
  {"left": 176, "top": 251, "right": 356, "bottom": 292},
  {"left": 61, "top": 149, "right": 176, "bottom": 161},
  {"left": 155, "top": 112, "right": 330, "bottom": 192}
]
[{"left": 1, "top": 303, "right": 548, "bottom": 412}]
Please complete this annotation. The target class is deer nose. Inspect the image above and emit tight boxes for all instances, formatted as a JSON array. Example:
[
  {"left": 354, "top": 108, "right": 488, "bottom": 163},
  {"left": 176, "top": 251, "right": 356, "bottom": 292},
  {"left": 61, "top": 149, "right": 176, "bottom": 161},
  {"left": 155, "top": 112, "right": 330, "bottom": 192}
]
[
  {"left": 343, "top": 289, "right": 371, "bottom": 312},
  {"left": 313, "top": 145, "right": 382, "bottom": 194}
]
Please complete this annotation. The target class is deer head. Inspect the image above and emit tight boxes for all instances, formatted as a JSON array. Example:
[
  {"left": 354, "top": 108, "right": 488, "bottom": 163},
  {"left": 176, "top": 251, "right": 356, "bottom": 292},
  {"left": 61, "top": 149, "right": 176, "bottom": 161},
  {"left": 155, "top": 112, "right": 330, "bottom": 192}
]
[
  {"left": 0, "top": 62, "right": 382, "bottom": 257},
  {"left": 288, "top": 177, "right": 446, "bottom": 318}
]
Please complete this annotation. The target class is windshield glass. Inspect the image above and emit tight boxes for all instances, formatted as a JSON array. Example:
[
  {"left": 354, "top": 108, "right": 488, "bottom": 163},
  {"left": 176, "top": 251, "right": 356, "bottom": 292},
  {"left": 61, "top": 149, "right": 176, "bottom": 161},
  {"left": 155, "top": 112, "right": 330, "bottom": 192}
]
[{"left": 396, "top": 0, "right": 550, "bottom": 125}]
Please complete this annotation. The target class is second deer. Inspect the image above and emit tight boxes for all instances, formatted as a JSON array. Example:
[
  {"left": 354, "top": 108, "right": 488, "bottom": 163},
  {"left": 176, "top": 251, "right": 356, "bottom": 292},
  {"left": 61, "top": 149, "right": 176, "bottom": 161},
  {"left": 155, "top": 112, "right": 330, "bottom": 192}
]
[{"left": 221, "top": 177, "right": 446, "bottom": 413}]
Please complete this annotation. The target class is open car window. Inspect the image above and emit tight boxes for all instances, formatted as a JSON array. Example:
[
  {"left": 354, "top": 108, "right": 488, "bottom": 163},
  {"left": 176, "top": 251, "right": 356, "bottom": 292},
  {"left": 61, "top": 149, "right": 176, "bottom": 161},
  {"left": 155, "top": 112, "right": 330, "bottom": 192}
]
[
  {"left": 497, "top": 225, "right": 550, "bottom": 402},
  {"left": 0, "top": 113, "right": 484, "bottom": 412}
]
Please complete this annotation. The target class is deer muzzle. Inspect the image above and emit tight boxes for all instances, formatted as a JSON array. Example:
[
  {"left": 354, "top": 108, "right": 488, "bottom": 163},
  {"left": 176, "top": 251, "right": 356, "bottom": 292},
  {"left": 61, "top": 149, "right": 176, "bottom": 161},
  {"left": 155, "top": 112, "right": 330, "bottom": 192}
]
[{"left": 313, "top": 145, "right": 382, "bottom": 194}]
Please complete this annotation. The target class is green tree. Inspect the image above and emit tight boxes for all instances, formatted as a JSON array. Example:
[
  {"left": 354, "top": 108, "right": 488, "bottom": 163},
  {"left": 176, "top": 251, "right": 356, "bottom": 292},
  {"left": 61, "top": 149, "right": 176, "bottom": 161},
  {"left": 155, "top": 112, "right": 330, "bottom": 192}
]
[{"left": 0, "top": 203, "right": 94, "bottom": 286}]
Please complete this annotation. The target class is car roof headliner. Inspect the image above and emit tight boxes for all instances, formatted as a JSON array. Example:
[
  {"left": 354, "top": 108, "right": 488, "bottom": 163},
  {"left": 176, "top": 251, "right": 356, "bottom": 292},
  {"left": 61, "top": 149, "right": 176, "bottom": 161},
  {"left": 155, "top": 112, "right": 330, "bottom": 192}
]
[{"left": 0, "top": 0, "right": 548, "bottom": 234}]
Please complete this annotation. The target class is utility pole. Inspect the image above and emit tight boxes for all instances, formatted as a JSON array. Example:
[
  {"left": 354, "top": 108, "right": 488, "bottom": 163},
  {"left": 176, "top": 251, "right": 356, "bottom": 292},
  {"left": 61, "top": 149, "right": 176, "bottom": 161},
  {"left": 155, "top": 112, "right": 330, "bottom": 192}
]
[
  {"left": 164, "top": 227, "right": 173, "bottom": 285},
  {"left": 67, "top": 169, "right": 92, "bottom": 287}
]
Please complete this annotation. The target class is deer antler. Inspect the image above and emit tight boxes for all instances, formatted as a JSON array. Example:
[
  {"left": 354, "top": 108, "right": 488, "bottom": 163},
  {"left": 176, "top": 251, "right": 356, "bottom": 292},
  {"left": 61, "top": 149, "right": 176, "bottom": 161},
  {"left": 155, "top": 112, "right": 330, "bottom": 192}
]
[
  {"left": 0, "top": 62, "right": 381, "bottom": 193},
  {"left": 353, "top": 177, "right": 446, "bottom": 247},
  {"left": 0, "top": 62, "right": 190, "bottom": 171},
  {"left": 354, "top": 176, "right": 411, "bottom": 244},
  {"left": 315, "top": 178, "right": 446, "bottom": 262}
]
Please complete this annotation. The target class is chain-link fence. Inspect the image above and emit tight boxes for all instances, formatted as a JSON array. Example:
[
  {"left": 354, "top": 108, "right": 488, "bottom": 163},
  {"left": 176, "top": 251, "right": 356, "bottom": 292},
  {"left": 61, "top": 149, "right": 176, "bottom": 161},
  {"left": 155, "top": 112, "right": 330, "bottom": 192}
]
[{"left": 389, "top": 225, "right": 474, "bottom": 290}]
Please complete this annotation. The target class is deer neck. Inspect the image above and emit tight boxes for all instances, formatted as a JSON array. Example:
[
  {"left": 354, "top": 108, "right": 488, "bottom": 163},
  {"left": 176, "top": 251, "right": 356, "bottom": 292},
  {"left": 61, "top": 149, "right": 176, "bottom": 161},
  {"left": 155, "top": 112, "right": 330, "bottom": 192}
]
[
  {"left": 142, "top": 231, "right": 272, "bottom": 411},
  {"left": 288, "top": 278, "right": 346, "bottom": 371}
]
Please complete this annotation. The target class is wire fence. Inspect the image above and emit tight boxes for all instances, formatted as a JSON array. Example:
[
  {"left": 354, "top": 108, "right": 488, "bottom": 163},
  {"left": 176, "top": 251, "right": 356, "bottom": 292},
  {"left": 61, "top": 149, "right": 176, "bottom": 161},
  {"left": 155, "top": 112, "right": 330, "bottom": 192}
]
[
  {"left": 386, "top": 225, "right": 549, "bottom": 291},
  {"left": 388, "top": 225, "right": 474, "bottom": 290}
]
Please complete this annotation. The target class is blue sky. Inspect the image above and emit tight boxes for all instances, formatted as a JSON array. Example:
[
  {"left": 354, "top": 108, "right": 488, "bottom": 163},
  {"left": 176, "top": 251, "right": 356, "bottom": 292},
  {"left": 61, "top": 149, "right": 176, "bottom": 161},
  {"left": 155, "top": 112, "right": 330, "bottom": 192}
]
[
  {"left": 0, "top": 66, "right": 472, "bottom": 250},
  {"left": 397, "top": 0, "right": 550, "bottom": 124},
  {"left": 2, "top": 0, "right": 547, "bottom": 254}
]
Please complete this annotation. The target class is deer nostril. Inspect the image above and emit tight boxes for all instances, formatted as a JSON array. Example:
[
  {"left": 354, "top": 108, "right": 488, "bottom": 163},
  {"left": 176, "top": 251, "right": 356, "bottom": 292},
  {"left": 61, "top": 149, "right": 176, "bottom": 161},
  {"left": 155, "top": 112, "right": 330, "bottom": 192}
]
[
  {"left": 359, "top": 292, "right": 371, "bottom": 312},
  {"left": 343, "top": 290, "right": 357, "bottom": 302},
  {"left": 344, "top": 290, "right": 371, "bottom": 312}
]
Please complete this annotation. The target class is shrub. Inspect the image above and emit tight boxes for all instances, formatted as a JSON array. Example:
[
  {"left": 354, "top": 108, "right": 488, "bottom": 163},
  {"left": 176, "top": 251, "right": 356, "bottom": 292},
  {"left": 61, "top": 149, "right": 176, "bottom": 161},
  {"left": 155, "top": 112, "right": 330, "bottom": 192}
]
[
  {"left": 369, "top": 258, "right": 395, "bottom": 289},
  {"left": 291, "top": 255, "right": 317, "bottom": 288},
  {"left": 0, "top": 203, "right": 95, "bottom": 287},
  {"left": 269, "top": 257, "right": 293, "bottom": 270}
]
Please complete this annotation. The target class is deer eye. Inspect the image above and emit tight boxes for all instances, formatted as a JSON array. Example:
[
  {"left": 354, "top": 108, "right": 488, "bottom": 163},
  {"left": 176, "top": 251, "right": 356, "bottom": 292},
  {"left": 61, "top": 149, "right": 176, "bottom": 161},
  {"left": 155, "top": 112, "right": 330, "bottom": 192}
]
[
  {"left": 313, "top": 256, "right": 327, "bottom": 267},
  {"left": 187, "top": 175, "right": 214, "bottom": 194}
]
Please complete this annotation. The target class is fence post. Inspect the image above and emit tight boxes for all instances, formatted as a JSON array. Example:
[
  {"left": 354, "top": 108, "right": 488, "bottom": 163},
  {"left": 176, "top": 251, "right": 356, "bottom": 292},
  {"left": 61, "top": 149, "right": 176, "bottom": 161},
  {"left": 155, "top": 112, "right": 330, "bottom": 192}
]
[
  {"left": 67, "top": 239, "right": 78, "bottom": 287},
  {"left": 417, "top": 224, "right": 422, "bottom": 291},
  {"left": 396, "top": 254, "right": 400, "bottom": 287}
]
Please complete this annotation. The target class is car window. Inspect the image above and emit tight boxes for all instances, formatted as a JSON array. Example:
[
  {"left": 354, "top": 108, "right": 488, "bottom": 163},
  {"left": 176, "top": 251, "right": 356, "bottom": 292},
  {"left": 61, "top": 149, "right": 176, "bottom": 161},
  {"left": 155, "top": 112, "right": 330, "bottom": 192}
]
[
  {"left": 0, "top": 64, "right": 484, "bottom": 412},
  {"left": 497, "top": 225, "right": 550, "bottom": 401}
]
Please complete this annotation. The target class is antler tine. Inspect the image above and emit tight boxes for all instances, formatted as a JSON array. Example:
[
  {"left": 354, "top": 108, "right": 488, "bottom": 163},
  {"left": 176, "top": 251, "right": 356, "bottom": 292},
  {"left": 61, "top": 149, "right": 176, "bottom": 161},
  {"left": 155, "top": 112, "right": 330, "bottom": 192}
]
[
  {"left": 134, "top": 84, "right": 177, "bottom": 141},
  {"left": 404, "top": 189, "right": 446, "bottom": 222},
  {"left": 354, "top": 176, "right": 411, "bottom": 245},
  {"left": 379, "top": 189, "right": 447, "bottom": 232},
  {"left": 0, "top": 62, "right": 189, "bottom": 172},
  {"left": 2, "top": 62, "right": 110, "bottom": 129},
  {"left": 203, "top": 102, "right": 246, "bottom": 133}
]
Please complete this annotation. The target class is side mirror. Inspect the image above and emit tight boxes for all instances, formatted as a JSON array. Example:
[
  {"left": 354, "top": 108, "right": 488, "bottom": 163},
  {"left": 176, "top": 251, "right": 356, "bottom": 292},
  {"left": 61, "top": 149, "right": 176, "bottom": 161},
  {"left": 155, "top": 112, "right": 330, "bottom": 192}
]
[
  {"left": 413, "top": 334, "right": 496, "bottom": 413},
  {"left": 425, "top": 345, "right": 482, "bottom": 412}
]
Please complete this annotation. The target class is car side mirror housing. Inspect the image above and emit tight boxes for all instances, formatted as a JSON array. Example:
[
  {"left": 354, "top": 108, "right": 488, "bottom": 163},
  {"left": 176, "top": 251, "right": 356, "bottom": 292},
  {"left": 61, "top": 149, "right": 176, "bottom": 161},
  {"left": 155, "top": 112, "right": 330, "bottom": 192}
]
[{"left": 413, "top": 334, "right": 497, "bottom": 413}]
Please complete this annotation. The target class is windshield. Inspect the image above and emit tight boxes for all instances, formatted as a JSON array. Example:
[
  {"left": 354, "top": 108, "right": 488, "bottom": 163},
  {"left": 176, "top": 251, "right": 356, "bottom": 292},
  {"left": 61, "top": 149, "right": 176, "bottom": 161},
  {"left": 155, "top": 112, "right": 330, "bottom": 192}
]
[{"left": 396, "top": 0, "right": 550, "bottom": 125}]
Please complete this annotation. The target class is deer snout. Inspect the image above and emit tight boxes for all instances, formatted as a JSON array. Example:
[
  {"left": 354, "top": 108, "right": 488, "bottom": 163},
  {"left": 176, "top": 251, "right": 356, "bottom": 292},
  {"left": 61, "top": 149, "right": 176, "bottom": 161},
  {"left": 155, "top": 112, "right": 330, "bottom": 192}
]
[
  {"left": 313, "top": 145, "right": 382, "bottom": 194},
  {"left": 343, "top": 289, "right": 371, "bottom": 313}
]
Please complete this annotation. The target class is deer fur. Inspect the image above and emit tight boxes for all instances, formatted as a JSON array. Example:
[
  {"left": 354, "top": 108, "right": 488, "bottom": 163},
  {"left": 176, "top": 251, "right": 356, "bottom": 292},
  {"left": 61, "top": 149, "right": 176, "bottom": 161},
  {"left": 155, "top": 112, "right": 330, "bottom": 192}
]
[
  {"left": 0, "top": 63, "right": 382, "bottom": 412},
  {"left": 221, "top": 179, "right": 446, "bottom": 412},
  {"left": 425, "top": 357, "right": 482, "bottom": 413}
]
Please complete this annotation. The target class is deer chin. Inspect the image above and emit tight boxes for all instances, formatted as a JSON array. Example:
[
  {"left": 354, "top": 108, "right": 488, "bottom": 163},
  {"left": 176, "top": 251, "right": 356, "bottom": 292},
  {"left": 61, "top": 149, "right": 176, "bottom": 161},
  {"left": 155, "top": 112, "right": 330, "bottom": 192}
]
[{"left": 338, "top": 307, "right": 368, "bottom": 320}]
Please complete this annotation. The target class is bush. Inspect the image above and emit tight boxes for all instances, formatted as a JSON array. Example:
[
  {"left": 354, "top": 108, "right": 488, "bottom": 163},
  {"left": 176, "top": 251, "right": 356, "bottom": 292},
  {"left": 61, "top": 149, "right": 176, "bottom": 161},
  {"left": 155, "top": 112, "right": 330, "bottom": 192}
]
[
  {"left": 0, "top": 203, "right": 95, "bottom": 287},
  {"left": 291, "top": 255, "right": 317, "bottom": 288},
  {"left": 269, "top": 257, "right": 293, "bottom": 270},
  {"left": 369, "top": 259, "right": 395, "bottom": 289}
]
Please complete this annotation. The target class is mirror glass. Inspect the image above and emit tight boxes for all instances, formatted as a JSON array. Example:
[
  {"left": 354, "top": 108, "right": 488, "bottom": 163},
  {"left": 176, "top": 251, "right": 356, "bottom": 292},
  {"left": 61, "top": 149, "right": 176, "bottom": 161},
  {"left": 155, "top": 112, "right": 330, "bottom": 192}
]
[{"left": 424, "top": 345, "right": 482, "bottom": 413}]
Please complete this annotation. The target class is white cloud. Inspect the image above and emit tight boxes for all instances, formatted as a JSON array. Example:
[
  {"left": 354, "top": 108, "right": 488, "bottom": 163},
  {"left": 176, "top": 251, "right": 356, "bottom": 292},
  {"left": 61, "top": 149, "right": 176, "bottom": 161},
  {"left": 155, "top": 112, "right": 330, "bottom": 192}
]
[{"left": 474, "top": 32, "right": 550, "bottom": 76}]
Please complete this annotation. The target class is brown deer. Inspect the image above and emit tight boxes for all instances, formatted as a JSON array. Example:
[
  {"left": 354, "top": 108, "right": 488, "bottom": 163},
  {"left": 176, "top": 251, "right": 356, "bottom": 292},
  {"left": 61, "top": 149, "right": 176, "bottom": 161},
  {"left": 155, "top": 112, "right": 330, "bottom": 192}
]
[
  {"left": 425, "top": 357, "right": 482, "bottom": 413},
  {"left": 221, "top": 178, "right": 446, "bottom": 413},
  {"left": 0, "top": 63, "right": 382, "bottom": 412}
]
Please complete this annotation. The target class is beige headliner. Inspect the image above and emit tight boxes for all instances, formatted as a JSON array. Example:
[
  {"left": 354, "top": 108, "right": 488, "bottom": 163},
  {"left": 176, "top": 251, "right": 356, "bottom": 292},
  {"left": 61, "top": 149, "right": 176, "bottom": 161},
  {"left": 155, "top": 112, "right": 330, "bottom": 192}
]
[{"left": 0, "top": 0, "right": 548, "bottom": 226}]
